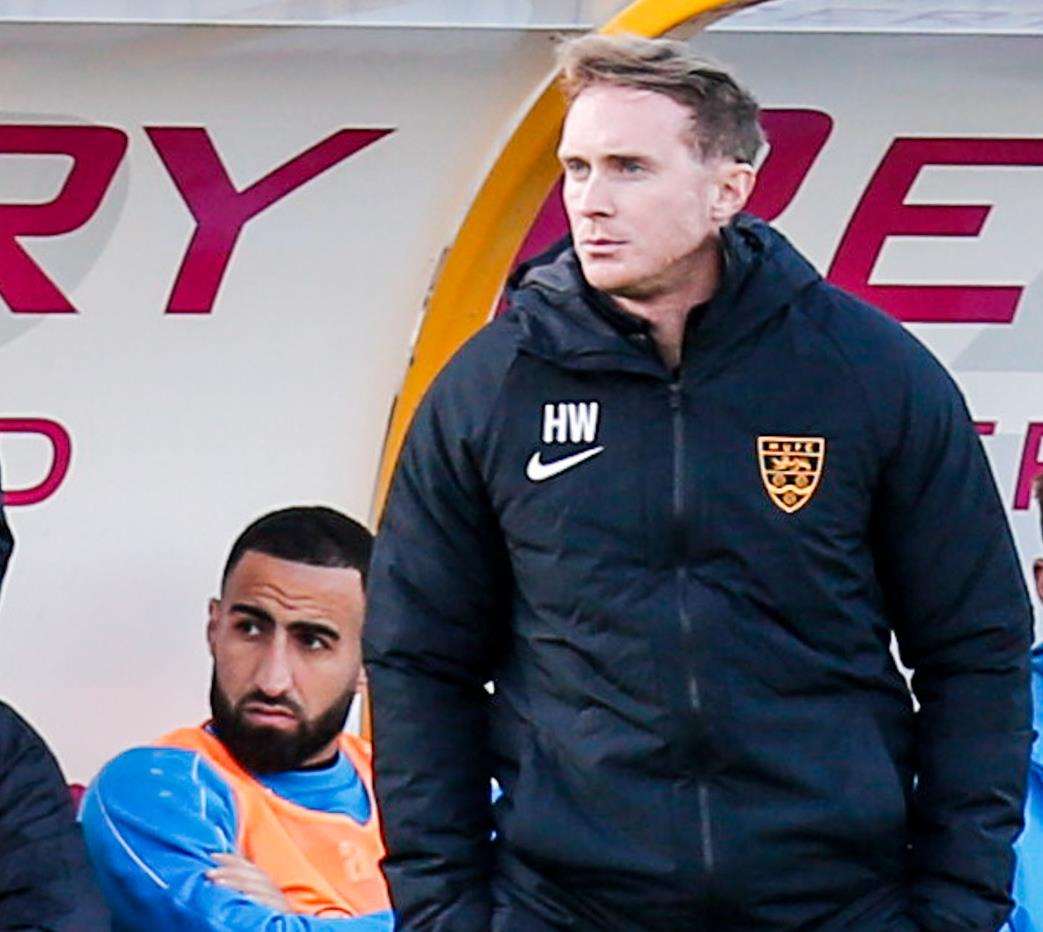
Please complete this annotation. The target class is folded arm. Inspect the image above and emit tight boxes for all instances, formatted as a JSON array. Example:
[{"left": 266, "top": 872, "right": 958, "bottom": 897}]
[{"left": 80, "top": 747, "right": 392, "bottom": 931}]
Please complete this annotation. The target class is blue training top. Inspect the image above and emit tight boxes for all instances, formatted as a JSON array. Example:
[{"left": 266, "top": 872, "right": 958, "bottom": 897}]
[{"left": 80, "top": 738, "right": 394, "bottom": 931}]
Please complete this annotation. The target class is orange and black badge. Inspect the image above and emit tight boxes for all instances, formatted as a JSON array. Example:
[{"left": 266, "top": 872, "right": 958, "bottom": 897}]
[{"left": 757, "top": 436, "right": 826, "bottom": 514}]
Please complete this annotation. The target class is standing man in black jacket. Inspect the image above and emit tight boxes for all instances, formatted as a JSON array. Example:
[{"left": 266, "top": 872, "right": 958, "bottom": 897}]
[
  {"left": 364, "top": 34, "right": 1033, "bottom": 931},
  {"left": 0, "top": 462, "right": 110, "bottom": 929}
]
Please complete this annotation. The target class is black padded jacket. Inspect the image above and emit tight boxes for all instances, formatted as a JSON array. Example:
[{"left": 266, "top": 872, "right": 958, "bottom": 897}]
[{"left": 365, "top": 215, "right": 1033, "bottom": 931}]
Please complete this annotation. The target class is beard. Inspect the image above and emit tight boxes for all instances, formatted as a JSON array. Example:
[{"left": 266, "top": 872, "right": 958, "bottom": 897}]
[{"left": 209, "top": 673, "right": 356, "bottom": 774}]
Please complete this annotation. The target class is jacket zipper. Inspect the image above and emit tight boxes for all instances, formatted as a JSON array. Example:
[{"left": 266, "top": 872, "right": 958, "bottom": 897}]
[
  {"left": 669, "top": 380, "right": 700, "bottom": 714},
  {"left": 668, "top": 377, "right": 715, "bottom": 877}
]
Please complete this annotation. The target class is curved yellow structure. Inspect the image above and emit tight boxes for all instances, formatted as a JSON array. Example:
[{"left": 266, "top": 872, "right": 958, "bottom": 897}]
[{"left": 372, "top": 0, "right": 762, "bottom": 518}]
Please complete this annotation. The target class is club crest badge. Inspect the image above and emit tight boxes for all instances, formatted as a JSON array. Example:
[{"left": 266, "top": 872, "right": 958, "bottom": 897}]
[{"left": 757, "top": 436, "right": 826, "bottom": 514}]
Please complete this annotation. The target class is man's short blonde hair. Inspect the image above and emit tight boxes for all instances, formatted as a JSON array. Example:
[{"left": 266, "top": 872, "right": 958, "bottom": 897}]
[{"left": 557, "top": 33, "right": 765, "bottom": 165}]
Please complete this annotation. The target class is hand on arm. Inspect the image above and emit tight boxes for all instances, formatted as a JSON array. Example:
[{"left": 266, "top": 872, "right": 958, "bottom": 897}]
[{"left": 208, "top": 853, "right": 291, "bottom": 911}]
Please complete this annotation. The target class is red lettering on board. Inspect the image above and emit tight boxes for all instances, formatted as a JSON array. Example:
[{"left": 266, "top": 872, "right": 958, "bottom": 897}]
[
  {"left": 1014, "top": 423, "right": 1043, "bottom": 511},
  {"left": 0, "top": 126, "right": 127, "bottom": 313},
  {"left": 147, "top": 128, "right": 393, "bottom": 314},
  {"left": 974, "top": 421, "right": 997, "bottom": 436},
  {"left": 828, "top": 138, "right": 1043, "bottom": 324},
  {"left": 745, "top": 109, "right": 833, "bottom": 222},
  {"left": 0, "top": 418, "right": 72, "bottom": 506}
]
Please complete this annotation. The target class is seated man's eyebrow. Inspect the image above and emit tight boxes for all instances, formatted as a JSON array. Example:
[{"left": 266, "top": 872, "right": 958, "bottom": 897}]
[
  {"left": 229, "top": 604, "right": 275, "bottom": 626},
  {"left": 288, "top": 621, "right": 341, "bottom": 642}
]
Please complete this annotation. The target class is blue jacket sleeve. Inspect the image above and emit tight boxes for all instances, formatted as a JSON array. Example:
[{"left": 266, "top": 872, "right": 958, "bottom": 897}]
[
  {"left": 871, "top": 340, "right": 1033, "bottom": 931},
  {"left": 80, "top": 747, "right": 393, "bottom": 932}
]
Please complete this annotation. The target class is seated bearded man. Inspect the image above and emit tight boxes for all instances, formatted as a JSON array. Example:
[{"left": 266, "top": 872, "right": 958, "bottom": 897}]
[{"left": 81, "top": 506, "right": 392, "bottom": 931}]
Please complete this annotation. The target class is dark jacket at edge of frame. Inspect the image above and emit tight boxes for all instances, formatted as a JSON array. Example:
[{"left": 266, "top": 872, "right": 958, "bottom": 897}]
[{"left": 0, "top": 467, "right": 111, "bottom": 930}]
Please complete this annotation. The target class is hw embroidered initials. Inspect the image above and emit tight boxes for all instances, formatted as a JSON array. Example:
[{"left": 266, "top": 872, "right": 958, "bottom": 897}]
[
  {"left": 542, "top": 402, "right": 599, "bottom": 444},
  {"left": 527, "top": 402, "right": 603, "bottom": 482}
]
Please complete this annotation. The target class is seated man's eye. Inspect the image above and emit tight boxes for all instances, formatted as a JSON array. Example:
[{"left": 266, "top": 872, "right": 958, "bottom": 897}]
[
  {"left": 235, "top": 621, "right": 261, "bottom": 637},
  {"left": 299, "top": 633, "right": 330, "bottom": 652}
]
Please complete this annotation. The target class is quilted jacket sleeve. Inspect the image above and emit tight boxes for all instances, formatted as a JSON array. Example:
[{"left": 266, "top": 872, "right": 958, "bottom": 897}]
[
  {"left": 364, "top": 345, "right": 511, "bottom": 931},
  {"left": 872, "top": 339, "right": 1033, "bottom": 931}
]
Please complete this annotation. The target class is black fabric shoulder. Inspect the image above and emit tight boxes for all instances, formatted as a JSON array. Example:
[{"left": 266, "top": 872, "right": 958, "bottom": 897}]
[
  {"left": 0, "top": 701, "right": 75, "bottom": 840},
  {"left": 0, "top": 702, "right": 111, "bottom": 929},
  {"left": 0, "top": 701, "right": 57, "bottom": 772},
  {"left": 792, "top": 281, "right": 967, "bottom": 464},
  {"left": 416, "top": 315, "right": 523, "bottom": 448}
]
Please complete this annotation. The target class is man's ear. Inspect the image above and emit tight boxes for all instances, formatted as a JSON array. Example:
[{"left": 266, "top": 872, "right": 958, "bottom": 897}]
[
  {"left": 1034, "top": 558, "right": 1043, "bottom": 604},
  {"left": 711, "top": 161, "right": 757, "bottom": 225},
  {"left": 207, "top": 597, "right": 221, "bottom": 656}
]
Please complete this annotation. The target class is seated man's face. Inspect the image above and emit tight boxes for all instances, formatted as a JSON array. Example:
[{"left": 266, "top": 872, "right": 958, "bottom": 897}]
[{"left": 206, "top": 550, "right": 363, "bottom": 773}]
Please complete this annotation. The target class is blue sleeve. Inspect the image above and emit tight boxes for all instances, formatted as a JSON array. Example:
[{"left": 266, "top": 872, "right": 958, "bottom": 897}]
[
  {"left": 80, "top": 747, "right": 393, "bottom": 932},
  {"left": 1009, "top": 765, "right": 1043, "bottom": 931}
]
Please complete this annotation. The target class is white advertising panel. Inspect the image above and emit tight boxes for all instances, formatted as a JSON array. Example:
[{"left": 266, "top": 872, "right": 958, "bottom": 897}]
[
  {"left": 0, "top": 22, "right": 568, "bottom": 779},
  {"left": 1, "top": 17, "right": 1041, "bottom": 780}
]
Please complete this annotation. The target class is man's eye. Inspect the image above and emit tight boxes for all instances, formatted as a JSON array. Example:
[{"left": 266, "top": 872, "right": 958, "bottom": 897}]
[
  {"left": 235, "top": 621, "right": 261, "bottom": 637},
  {"left": 299, "top": 633, "right": 331, "bottom": 652},
  {"left": 620, "top": 160, "right": 643, "bottom": 174},
  {"left": 564, "top": 159, "right": 588, "bottom": 177}
]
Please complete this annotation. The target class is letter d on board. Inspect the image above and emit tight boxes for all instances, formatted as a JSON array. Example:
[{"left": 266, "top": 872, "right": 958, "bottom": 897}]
[{"left": 0, "top": 418, "right": 72, "bottom": 506}]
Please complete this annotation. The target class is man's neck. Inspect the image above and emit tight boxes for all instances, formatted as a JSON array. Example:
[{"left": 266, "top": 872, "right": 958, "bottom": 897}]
[
  {"left": 295, "top": 747, "right": 341, "bottom": 772},
  {"left": 298, "top": 738, "right": 341, "bottom": 771},
  {"left": 612, "top": 241, "right": 722, "bottom": 371}
]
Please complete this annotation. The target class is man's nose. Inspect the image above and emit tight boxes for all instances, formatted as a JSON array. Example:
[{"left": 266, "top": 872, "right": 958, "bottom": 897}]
[
  {"left": 253, "top": 636, "right": 294, "bottom": 696},
  {"left": 575, "top": 171, "right": 613, "bottom": 217}
]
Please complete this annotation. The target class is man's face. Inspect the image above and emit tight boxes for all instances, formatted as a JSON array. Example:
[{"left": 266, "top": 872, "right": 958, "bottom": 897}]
[
  {"left": 207, "top": 550, "right": 364, "bottom": 773},
  {"left": 558, "top": 83, "right": 752, "bottom": 300}
]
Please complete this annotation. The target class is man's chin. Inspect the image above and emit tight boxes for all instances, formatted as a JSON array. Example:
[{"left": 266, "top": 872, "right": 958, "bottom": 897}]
[
  {"left": 240, "top": 721, "right": 299, "bottom": 743},
  {"left": 222, "top": 726, "right": 306, "bottom": 774},
  {"left": 579, "top": 261, "right": 648, "bottom": 298},
  {"left": 583, "top": 269, "right": 636, "bottom": 295},
  {"left": 209, "top": 674, "right": 355, "bottom": 773}
]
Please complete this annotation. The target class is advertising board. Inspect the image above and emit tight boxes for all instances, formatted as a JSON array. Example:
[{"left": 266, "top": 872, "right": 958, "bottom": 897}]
[{"left": 1, "top": 6, "right": 1041, "bottom": 778}]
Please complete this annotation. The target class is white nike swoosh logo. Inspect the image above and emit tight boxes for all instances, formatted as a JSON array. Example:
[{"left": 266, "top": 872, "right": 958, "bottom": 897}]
[{"left": 525, "top": 446, "right": 604, "bottom": 482}]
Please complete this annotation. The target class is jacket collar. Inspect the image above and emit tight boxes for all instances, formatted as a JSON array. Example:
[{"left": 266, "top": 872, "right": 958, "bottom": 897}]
[{"left": 507, "top": 214, "right": 821, "bottom": 379}]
